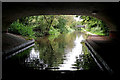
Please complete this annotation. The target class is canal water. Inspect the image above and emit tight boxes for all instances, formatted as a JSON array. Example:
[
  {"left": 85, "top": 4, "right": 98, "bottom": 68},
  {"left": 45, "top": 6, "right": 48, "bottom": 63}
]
[{"left": 3, "top": 31, "right": 100, "bottom": 72}]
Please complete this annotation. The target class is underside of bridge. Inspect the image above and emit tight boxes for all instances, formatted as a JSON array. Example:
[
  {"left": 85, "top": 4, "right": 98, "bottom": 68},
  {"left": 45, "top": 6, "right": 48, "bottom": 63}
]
[
  {"left": 3, "top": 2, "right": 120, "bottom": 34},
  {"left": 2, "top": 2, "right": 120, "bottom": 79}
]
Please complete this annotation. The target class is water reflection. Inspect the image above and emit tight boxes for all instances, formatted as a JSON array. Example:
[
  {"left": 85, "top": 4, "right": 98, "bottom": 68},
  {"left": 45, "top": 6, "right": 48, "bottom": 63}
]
[
  {"left": 27, "top": 48, "right": 39, "bottom": 60},
  {"left": 59, "top": 35, "right": 84, "bottom": 70},
  {"left": 24, "top": 31, "right": 98, "bottom": 71},
  {"left": 25, "top": 48, "right": 48, "bottom": 70}
]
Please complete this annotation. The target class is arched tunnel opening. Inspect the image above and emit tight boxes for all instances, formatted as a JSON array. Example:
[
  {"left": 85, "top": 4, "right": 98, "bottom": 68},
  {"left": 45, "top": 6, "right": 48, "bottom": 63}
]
[{"left": 2, "top": 2, "right": 120, "bottom": 80}]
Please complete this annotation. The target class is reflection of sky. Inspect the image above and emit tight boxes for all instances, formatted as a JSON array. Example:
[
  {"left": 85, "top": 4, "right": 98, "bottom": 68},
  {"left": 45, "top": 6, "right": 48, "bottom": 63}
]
[
  {"left": 25, "top": 48, "right": 40, "bottom": 62},
  {"left": 74, "top": 16, "right": 83, "bottom": 21},
  {"left": 59, "top": 35, "right": 84, "bottom": 70}
]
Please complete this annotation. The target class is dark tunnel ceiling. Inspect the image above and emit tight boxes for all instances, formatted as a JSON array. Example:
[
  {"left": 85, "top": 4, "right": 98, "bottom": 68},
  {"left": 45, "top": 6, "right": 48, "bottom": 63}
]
[{"left": 3, "top": 2, "right": 119, "bottom": 14}]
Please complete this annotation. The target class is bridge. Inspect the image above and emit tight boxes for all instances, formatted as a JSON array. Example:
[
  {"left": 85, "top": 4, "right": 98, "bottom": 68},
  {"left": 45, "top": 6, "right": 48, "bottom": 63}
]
[{"left": 2, "top": 2, "right": 120, "bottom": 79}]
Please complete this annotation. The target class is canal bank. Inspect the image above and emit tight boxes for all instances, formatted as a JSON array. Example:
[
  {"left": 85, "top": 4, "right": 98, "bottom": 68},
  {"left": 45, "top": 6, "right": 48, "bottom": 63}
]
[
  {"left": 2, "top": 33, "right": 35, "bottom": 60},
  {"left": 81, "top": 29, "right": 120, "bottom": 77},
  {"left": 85, "top": 34, "right": 120, "bottom": 77}
]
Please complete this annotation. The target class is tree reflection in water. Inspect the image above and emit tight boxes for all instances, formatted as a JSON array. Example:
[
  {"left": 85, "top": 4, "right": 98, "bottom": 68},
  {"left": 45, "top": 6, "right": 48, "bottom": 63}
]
[{"left": 24, "top": 31, "right": 98, "bottom": 71}]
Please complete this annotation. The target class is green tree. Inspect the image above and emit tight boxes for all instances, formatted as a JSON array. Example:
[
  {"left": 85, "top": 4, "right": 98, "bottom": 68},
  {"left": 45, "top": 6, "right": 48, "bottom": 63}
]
[
  {"left": 8, "top": 20, "right": 35, "bottom": 39},
  {"left": 8, "top": 15, "right": 78, "bottom": 38},
  {"left": 79, "top": 15, "right": 109, "bottom": 35}
]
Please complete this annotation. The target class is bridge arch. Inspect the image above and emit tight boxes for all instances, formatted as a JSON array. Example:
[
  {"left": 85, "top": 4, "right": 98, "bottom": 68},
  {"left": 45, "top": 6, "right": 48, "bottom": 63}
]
[
  {"left": 3, "top": 2, "right": 120, "bottom": 38},
  {"left": 2, "top": 3, "right": 120, "bottom": 78}
]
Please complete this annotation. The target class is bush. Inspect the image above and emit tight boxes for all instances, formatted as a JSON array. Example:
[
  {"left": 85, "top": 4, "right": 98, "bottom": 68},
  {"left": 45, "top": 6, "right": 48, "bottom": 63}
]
[
  {"left": 80, "top": 15, "right": 109, "bottom": 36},
  {"left": 8, "top": 21, "right": 35, "bottom": 38},
  {"left": 48, "top": 26, "right": 60, "bottom": 35}
]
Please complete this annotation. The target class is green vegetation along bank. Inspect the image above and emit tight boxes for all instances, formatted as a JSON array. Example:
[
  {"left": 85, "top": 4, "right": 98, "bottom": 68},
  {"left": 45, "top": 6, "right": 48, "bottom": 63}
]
[{"left": 8, "top": 15, "right": 109, "bottom": 40}]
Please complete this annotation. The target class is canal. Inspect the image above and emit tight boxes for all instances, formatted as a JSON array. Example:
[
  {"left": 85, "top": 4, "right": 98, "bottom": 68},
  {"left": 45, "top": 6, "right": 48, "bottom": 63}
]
[{"left": 3, "top": 31, "right": 103, "bottom": 79}]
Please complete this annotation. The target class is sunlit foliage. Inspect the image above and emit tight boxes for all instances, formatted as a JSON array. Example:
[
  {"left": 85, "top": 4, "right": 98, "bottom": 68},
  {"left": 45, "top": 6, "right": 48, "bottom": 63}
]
[
  {"left": 79, "top": 16, "right": 109, "bottom": 35},
  {"left": 8, "top": 15, "right": 109, "bottom": 39}
]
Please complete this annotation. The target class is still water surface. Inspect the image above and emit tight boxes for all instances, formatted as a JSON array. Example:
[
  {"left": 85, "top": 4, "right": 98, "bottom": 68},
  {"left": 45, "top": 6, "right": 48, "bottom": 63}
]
[{"left": 5, "top": 31, "right": 99, "bottom": 71}]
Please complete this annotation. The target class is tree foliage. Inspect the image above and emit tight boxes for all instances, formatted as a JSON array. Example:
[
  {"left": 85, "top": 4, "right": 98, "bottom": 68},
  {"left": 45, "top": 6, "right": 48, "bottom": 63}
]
[
  {"left": 8, "top": 15, "right": 109, "bottom": 39},
  {"left": 80, "top": 15, "right": 109, "bottom": 35},
  {"left": 8, "top": 15, "right": 77, "bottom": 38},
  {"left": 8, "top": 21, "right": 35, "bottom": 39}
]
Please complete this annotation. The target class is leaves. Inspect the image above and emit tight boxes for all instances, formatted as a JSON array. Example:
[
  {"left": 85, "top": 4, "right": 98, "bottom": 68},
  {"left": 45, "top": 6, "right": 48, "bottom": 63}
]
[
  {"left": 8, "top": 20, "right": 35, "bottom": 39},
  {"left": 9, "top": 15, "right": 106, "bottom": 38},
  {"left": 80, "top": 16, "right": 109, "bottom": 35}
]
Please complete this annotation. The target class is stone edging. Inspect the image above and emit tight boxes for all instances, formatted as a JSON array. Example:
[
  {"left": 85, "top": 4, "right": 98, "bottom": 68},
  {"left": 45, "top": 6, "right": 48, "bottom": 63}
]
[
  {"left": 85, "top": 40, "right": 114, "bottom": 75},
  {"left": 2, "top": 39, "right": 35, "bottom": 60}
]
